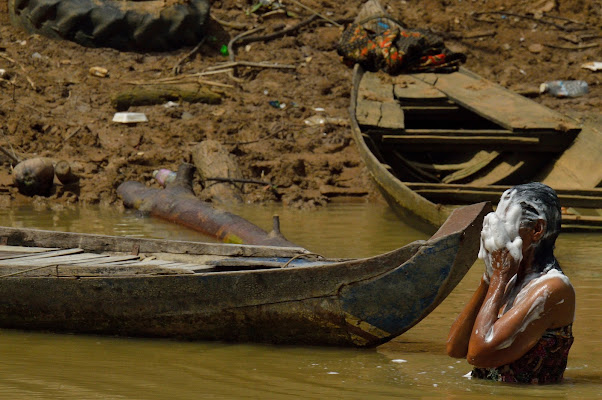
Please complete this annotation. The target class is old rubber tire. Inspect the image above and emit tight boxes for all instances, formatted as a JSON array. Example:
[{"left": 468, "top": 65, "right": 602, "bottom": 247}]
[{"left": 8, "top": 0, "right": 210, "bottom": 52}]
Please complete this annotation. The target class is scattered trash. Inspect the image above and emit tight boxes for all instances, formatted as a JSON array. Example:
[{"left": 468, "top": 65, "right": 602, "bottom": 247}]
[
  {"left": 181, "top": 111, "right": 194, "bottom": 120},
  {"left": 528, "top": 43, "right": 543, "bottom": 53},
  {"left": 269, "top": 100, "right": 286, "bottom": 109},
  {"left": 163, "top": 101, "right": 179, "bottom": 108},
  {"left": 152, "top": 169, "right": 177, "bottom": 187},
  {"left": 89, "top": 66, "right": 109, "bottom": 78},
  {"left": 539, "top": 80, "right": 589, "bottom": 97},
  {"left": 220, "top": 45, "right": 229, "bottom": 56},
  {"left": 581, "top": 61, "right": 602, "bottom": 72},
  {"left": 0, "top": 69, "right": 7, "bottom": 78},
  {"left": 313, "top": 107, "right": 326, "bottom": 112},
  {"left": 112, "top": 112, "right": 148, "bottom": 123},
  {"left": 304, "top": 115, "right": 349, "bottom": 126},
  {"left": 31, "top": 52, "right": 42, "bottom": 60}
]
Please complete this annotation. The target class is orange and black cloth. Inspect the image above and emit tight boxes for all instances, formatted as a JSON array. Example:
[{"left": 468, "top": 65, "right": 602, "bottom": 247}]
[{"left": 337, "top": 16, "right": 466, "bottom": 74}]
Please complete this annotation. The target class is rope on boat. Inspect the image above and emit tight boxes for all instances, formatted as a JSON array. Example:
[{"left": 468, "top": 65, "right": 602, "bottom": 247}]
[{"left": 0, "top": 264, "right": 58, "bottom": 278}]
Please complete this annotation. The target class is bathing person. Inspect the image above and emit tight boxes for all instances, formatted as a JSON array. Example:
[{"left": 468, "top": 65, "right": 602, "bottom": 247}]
[{"left": 446, "top": 182, "right": 575, "bottom": 384}]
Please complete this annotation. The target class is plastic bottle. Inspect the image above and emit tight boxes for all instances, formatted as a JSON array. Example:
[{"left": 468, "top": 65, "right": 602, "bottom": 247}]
[
  {"left": 152, "top": 169, "right": 176, "bottom": 187},
  {"left": 539, "top": 80, "right": 589, "bottom": 98}
]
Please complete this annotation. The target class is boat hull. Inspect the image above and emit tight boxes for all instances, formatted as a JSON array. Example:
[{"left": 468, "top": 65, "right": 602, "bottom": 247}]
[{"left": 0, "top": 203, "right": 490, "bottom": 347}]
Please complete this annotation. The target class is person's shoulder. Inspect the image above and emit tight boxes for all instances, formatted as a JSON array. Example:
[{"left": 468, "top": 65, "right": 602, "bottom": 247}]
[
  {"left": 523, "top": 268, "right": 574, "bottom": 303},
  {"left": 540, "top": 268, "right": 573, "bottom": 290}
]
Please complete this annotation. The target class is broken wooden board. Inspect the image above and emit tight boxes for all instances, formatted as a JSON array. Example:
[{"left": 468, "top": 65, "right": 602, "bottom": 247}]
[{"left": 422, "top": 68, "right": 581, "bottom": 134}]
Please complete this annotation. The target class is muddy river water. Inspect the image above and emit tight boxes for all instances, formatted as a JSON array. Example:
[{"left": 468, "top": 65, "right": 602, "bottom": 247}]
[{"left": 0, "top": 203, "right": 600, "bottom": 399}]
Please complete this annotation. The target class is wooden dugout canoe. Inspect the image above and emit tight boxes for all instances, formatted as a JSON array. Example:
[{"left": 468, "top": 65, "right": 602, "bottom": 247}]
[
  {"left": 0, "top": 201, "right": 489, "bottom": 347},
  {"left": 348, "top": 2, "right": 602, "bottom": 233},
  {"left": 350, "top": 63, "right": 602, "bottom": 233}
]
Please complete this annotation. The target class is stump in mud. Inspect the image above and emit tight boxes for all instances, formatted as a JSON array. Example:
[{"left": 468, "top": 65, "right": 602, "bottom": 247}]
[{"left": 192, "top": 140, "right": 244, "bottom": 204}]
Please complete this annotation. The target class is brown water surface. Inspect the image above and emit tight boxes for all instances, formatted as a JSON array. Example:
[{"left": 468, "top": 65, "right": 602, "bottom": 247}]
[{"left": 0, "top": 204, "right": 600, "bottom": 399}]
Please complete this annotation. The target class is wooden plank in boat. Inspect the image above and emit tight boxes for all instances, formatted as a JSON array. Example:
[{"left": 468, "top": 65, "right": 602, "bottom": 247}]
[
  {"left": 539, "top": 123, "right": 602, "bottom": 190},
  {"left": 441, "top": 151, "right": 501, "bottom": 184},
  {"left": 0, "top": 227, "right": 309, "bottom": 258},
  {"left": 356, "top": 98, "right": 383, "bottom": 127},
  {"left": 468, "top": 153, "right": 547, "bottom": 186},
  {"left": 380, "top": 102, "right": 405, "bottom": 129},
  {"left": 0, "top": 264, "right": 197, "bottom": 277},
  {"left": 393, "top": 75, "right": 448, "bottom": 101},
  {"left": 406, "top": 150, "right": 500, "bottom": 172},
  {"left": 0, "top": 248, "right": 58, "bottom": 260},
  {"left": 356, "top": 99, "right": 405, "bottom": 130},
  {"left": 75, "top": 255, "right": 142, "bottom": 265},
  {"left": 0, "top": 245, "right": 58, "bottom": 253},
  {"left": 357, "top": 71, "right": 404, "bottom": 129},
  {"left": 360, "top": 72, "right": 395, "bottom": 101},
  {"left": 0, "top": 248, "right": 84, "bottom": 263},
  {"left": 381, "top": 134, "right": 539, "bottom": 152},
  {"left": 423, "top": 69, "right": 581, "bottom": 133},
  {"left": 406, "top": 183, "right": 602, "bottom": 208},
  {"left": 1, "top": 252, "right": 100, "bottom": 266}
]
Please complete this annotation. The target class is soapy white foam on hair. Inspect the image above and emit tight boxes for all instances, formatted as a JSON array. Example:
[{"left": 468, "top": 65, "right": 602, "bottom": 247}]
[{"left": 478, "top": 188, "right": 524, "bottom": 278}]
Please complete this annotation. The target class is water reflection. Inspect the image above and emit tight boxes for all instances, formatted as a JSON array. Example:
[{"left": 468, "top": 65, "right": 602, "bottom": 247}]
[{"left": 0, "top": 204, "right": 600, "bottom": 399}]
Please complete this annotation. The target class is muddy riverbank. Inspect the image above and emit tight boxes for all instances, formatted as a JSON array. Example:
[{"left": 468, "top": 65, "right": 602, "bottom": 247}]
[{"left": 0, "top": 0, "right": 600, "bottom": 211}]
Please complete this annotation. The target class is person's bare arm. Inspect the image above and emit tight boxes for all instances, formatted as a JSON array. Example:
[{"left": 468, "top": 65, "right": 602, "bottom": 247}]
[
  {"left": 467, "top": 251, "right": 575, "bottom": 368},
  {"left": 446, "top": 275, "right": 489, "bottom": 358}
]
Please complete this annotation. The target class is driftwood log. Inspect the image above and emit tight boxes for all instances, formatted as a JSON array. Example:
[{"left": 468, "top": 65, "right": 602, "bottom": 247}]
[
  {"left": 54, "top": 160, "right": 79, "bottom": 185},
  {"left": 117, "top": 163, "right": 300, "bottom": 247},
  {"left": 111, "top": 84, "right": 222, "bottom": 111}
]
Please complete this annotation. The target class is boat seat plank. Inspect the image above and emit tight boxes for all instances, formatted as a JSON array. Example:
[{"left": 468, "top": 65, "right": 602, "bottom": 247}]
[
  {"left": 381, "top": 134, "right": 540, "bottom": 152},
  {"left": 380, "top": 129, "right": 573, "bottom": 152},
  {"left": 405, "top": 183, "right": 602, "bottom": 208},
  {"left": 422, "top": 69, "right": 581, "bottom": 133}
]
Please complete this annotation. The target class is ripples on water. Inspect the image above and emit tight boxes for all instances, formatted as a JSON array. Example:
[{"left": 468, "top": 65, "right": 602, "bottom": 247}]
[{"left": 0, "top": 204, "right": 600, "bottom": 399}]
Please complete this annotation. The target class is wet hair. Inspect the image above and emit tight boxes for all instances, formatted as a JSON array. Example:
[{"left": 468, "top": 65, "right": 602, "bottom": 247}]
[{"left": 508, "top": 182, "right": 562, "bottom": 272}]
